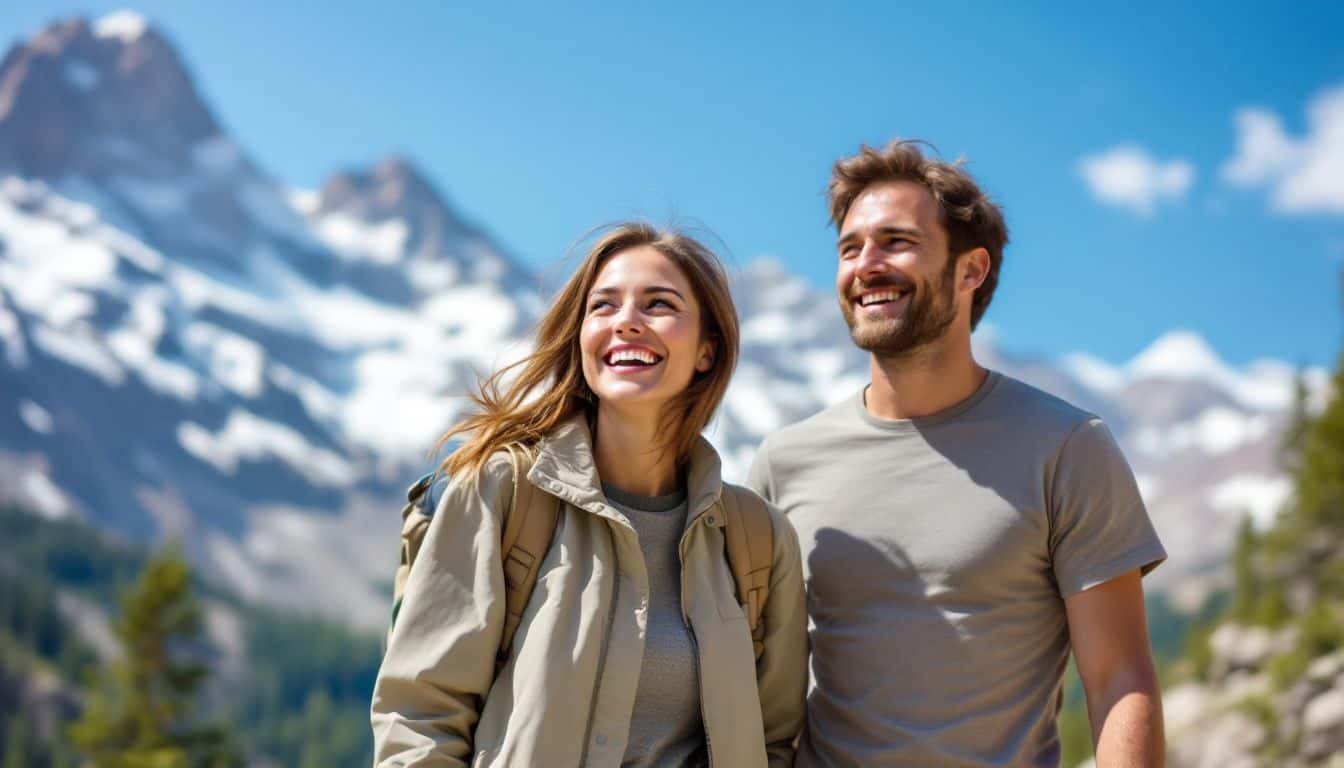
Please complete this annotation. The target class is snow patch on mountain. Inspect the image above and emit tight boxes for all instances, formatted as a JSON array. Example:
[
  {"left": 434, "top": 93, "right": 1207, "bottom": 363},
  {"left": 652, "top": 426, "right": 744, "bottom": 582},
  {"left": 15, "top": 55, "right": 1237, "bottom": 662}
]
[
  {"left": 30, "top": 322, "right": 125, "bottom": 385},
  {"left": 107, "top": 323, "right": 200, "bottom": 400},
  {"left": 177, "top": 409, "right": 356, "bottom": 487},
  {"left": 0, "top": 301, "right": 24, "bottom": 366},
  {"left": 23, "top": 471, "right": 70, "bottom": 519},
  {"left": 1062, "top": 352, "right": 1128, "bottom": 394},
  {"left": 1208, "top": 474, "right": 1293, "bottom": 531},
  {"left": 182, "top": 323, "right": 267, "bottom": 398},
  {"left": 1133, "top": 406, "right": 1272, "bottom": 457},
  {"left": 18, "top": 400, "right": 53, "bottom": 434},
  {"left": 93, "top": 10, "right": 148, "bottom": 43},
  {"left": 314, "top": 213, "right": 409, "bottom": 265},
  {"left": 1126, "top": 331, "right": 1309, "bottom": 410}
]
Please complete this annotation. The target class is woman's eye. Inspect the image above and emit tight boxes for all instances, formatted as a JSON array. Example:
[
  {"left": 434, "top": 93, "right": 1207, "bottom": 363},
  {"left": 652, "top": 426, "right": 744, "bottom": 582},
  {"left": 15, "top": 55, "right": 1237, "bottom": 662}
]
[
  {"left": 648, "top": 298, "right": 674, "bottom": 310},
  {"left": 588, "top": 300, "right": 612, "bottom": 312}
]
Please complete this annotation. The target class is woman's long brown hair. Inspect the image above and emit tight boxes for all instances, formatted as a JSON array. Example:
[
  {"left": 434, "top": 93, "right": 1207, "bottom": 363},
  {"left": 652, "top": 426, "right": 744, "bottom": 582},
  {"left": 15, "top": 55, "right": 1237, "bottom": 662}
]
[{"left": 434, "top": 222, "right": 739, "bottom": 480}]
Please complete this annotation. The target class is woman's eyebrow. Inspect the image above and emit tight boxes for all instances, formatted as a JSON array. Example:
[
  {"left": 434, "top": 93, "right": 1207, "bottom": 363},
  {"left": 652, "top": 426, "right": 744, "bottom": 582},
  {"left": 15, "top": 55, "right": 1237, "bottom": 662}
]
[{"left": 588, "top": 285, "right": 686, "bottom": 300}]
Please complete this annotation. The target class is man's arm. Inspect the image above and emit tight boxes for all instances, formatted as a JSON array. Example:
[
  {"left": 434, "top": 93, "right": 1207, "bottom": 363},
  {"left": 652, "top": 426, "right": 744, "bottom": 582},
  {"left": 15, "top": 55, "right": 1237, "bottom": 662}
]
[{"left": 1064, "top": 569, "right": 1164, "bottom": 767}]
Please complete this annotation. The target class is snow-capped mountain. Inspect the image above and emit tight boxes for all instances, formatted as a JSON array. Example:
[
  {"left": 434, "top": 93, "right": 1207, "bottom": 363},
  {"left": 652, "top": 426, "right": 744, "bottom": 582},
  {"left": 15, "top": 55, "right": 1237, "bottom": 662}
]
[{"left": 0, "top": 13, "right": 1325, "bottom": 628}]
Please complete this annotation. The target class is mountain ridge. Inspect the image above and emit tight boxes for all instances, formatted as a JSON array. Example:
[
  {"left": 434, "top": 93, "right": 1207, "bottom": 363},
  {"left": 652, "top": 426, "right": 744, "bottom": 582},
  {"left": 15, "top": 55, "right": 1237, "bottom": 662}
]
[{"left": 0, "top": 12, "right": 1329, "bottom": 630}]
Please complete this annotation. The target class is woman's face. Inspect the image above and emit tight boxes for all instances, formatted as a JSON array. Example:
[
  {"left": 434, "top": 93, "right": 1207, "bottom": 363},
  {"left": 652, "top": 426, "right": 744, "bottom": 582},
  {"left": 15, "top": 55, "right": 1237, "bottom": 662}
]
[{"left": 580, "top": 245, "right": 714, "bottom": 420}]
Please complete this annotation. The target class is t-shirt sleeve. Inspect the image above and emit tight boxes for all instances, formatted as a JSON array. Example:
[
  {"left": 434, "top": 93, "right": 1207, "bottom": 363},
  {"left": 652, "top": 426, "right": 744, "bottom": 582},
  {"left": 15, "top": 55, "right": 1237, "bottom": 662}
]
[
  {"left": 1049, "top": 417, "right": 1167, "bottom": 597},
  {"left": 746, "top": 438, "right": 775, "bottom": 503}
]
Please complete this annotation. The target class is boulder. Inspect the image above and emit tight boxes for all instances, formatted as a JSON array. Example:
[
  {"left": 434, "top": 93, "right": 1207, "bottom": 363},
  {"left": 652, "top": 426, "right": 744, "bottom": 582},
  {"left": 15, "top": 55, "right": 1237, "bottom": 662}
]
[
  {"left": 1168, "top": 710, "right": 1265, "bottom": 768},
  {"left": 1301, "top": 688, "right": 1344, "bottom": 762},
  {"left": 1208, "top": 623, "right": 1298, "bottom": 678}
]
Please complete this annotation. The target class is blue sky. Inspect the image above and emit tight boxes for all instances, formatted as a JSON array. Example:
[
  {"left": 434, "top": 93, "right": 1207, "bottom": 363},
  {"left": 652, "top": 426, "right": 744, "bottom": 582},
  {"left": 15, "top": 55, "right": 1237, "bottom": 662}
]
[{"left": 4, "top": 2, "right": 1343, "bottom": 366}]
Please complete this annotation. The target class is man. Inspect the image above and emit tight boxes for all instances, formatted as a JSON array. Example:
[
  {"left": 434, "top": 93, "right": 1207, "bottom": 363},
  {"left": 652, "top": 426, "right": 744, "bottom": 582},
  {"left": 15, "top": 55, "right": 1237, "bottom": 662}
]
[{"left": 748, "top": 140, "right": 1167, "bottom": 767}]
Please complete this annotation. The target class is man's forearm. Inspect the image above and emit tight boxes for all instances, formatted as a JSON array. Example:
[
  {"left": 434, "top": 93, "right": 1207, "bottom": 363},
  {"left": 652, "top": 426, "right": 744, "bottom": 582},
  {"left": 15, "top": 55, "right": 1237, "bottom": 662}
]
[{"left": 1089, "top": 682, "right": 1164, "bottom": 767}]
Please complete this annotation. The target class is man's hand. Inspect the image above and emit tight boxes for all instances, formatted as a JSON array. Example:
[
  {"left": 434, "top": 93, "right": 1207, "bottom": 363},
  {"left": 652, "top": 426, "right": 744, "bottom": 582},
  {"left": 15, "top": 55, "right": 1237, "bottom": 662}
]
[{"left": 1064, "top": 569, "right": 1165, "bottom": 767}]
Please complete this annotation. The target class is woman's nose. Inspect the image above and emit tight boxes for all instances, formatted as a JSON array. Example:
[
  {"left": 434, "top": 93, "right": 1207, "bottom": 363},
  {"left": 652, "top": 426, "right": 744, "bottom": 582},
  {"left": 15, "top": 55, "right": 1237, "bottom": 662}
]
[{"left": 613, "top": 305, "right": 643, "bottom": 335}]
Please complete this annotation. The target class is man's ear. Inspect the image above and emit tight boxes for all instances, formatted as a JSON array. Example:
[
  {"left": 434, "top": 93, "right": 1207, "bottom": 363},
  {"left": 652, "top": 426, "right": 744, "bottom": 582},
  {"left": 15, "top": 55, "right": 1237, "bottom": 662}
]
[
  {"left": 959, "top": 248, "right": 991, "bottom": 294},
  {"left": 695, "top": 339, "right": 715, "bottom": 373}
]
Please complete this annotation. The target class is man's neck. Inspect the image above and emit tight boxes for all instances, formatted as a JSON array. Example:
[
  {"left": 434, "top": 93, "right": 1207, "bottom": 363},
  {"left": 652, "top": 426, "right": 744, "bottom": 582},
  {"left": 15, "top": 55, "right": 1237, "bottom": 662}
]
[
  {"left": 591, "top": 406, "right": 681, "bottom": 497},
  {"left": 864, "top": 333, "right": 988, "bottom": 421}
]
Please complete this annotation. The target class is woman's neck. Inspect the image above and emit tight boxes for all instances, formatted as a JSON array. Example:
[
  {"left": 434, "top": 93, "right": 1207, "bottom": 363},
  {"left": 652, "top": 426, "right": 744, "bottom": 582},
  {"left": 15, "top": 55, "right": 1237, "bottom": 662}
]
[{"left": 591, "top": 406, "right": 681, "bottom": 497}]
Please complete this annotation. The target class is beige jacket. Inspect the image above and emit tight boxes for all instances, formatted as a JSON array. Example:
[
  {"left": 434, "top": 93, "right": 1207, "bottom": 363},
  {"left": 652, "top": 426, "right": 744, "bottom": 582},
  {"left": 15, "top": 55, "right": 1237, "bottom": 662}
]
[{"left": 371, "top": 417, "right": 808, "bottom": 767}]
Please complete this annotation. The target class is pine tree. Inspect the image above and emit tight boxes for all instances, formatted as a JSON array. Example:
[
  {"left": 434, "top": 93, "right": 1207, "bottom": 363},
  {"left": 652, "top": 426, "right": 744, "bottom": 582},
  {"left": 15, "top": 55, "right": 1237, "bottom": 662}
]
[
  {"left": 1278, "top": 368, "right": 1312, "bottom": 473},
  {"left": 1229, "top": 516, "right": 1258, "bottom": 621},
  {"left": 67, "top": 550, "right": 239, "bottom": 768},
  {"left": 4, "top": 712, "right": 28, "bottom": 768},
  {"left": 1294, "top": 357, "right": 1344, "bottom": 533}
]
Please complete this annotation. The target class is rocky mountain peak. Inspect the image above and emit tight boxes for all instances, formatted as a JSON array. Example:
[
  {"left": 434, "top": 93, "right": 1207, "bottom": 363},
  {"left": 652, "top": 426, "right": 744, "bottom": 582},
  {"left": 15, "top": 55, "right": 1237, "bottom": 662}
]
[
  {"left": 316, "top": 155, "right": 456, "bottom": 224},
  {"left": 0, "top": 12, "right": 220, "bottom": 179}
]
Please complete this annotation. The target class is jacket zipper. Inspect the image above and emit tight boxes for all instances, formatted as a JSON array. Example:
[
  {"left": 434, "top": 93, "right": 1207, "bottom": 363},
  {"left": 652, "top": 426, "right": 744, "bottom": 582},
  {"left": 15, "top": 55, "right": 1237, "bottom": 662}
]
[
  {"left": 679, "top": 516, "right": 715, "bottom": 768},
  {"left": 578, "top": 524, "right": 620, "bottom": 766}
]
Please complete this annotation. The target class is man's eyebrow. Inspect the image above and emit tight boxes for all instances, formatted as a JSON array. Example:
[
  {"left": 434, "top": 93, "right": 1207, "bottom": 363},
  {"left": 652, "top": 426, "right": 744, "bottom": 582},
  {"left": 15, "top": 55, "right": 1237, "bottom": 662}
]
[
  {"left": 837, "top": 225, "right": 922, "bottom": 247},
  {"left": 588, "top": 285, "right": 686, "bottom": 300}
]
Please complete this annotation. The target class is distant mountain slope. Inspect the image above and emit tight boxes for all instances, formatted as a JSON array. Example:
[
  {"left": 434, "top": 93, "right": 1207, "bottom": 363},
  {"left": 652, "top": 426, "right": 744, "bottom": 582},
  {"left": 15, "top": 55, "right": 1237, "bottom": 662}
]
[{"left": 0, "top": 12, "right": 1327, "bottom": 629}]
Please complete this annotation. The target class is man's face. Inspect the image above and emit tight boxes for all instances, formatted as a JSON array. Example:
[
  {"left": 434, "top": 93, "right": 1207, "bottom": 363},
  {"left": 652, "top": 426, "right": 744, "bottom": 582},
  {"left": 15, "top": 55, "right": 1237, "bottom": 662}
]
[{"left": 835, "top": 181, "right": 958, "bottom": 357}]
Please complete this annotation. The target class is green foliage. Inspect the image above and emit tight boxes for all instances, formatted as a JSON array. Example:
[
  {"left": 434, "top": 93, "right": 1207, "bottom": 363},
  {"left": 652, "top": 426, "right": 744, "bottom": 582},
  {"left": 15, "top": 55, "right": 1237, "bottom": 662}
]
[
  {"left": 1297, "top": 600, "right": 1343, "bottom": 658},
  {"left": 1234, "top": 693, "right": 1278, "bottom": 734},
  {"left": 1057, "top": 662, "right": 1092, "bottom": 767},
  {"left": 0, "top": 505, "right": 143, "bottom": 606},
  {"left": 0, "top": 564, "right": 97, "bottom": 680},
  {"left": 1169, "top": 348, "right": 1344, "bottom": 699},
  {"left": 228, "top": 607, "right": 379, "bottom": 767},
  {"left": 1267, "top": 648, "right": 1311, "bottom": 691},
  {"left": 1294, "top": 359, "right": 1344, "bottom": 530},
  {"left": 4, "top": 712, "right": 28, "bottom": 768},
  {"left": 1230, "top": 517, "right": 1258, "bottom": 619},
  {"left": 1181, "top": 619, "right": 1217, "bottom": 682},
  {"left": 1226, "top": 518, "right": 1293, "bottom": 628},
  {"left": 3, "top": 506, "right": 379, "bottom": 767},
  {"left": 67, "top": 550, "right": 240, "bottom": 768},
  {"left": 1278, "top": 369, "right": 1312, "bottom": 473}
]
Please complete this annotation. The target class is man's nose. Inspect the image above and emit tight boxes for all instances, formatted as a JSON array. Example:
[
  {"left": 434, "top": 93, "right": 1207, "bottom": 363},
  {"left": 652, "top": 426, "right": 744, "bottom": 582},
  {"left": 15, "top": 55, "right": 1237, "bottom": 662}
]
[{"left": 855, "top": 240, "right": 891, "bottom": 280}]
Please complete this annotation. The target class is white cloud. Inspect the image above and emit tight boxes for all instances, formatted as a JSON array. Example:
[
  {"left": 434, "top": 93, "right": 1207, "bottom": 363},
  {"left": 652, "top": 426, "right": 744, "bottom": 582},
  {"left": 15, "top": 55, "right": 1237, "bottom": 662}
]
[
  {"left": 1078, "top": 145, "right": 1195, "bottom": 217},
  {"left": 1223, "top": 84, "right": 1344, "bottom": 214}
]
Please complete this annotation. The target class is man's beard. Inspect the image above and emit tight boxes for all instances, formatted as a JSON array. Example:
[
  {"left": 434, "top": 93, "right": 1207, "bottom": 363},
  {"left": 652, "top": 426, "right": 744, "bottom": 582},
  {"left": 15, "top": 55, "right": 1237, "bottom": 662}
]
[{"left": 840, "top": 261, "right": 957, "bottom": 358}]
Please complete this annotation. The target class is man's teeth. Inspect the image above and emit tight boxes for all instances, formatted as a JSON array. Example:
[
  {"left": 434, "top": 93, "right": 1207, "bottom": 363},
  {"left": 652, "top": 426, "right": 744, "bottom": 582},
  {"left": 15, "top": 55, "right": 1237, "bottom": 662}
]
[
  {"left": 859, "top": 290, "right": 905, "bottom": 306},
  {"left": 608, "top": 349, "right": 660, "bottom": 365}
]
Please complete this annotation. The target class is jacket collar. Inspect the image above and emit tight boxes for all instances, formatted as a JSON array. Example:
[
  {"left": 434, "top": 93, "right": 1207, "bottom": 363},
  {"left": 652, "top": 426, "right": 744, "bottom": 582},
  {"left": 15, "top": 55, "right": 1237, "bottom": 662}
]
[{"left": 526, "top": 415, "right": 725, "bottom": 529}]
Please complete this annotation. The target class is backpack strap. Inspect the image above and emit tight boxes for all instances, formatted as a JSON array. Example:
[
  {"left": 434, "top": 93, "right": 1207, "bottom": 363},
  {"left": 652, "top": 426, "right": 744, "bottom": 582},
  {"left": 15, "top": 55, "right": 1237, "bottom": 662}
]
[
  {"left": 497, "top": 445, "right": 560, "bottom": 665},
  {"left": 721, "top": 485, "right": 774, "bottom": 660}
]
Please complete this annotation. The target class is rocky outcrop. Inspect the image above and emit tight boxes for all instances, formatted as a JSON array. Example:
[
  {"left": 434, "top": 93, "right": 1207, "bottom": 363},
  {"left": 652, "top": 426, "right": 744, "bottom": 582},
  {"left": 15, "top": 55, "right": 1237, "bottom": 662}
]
[{"left": 1167, "top": 631, "right": 1344, "bottom": 767}]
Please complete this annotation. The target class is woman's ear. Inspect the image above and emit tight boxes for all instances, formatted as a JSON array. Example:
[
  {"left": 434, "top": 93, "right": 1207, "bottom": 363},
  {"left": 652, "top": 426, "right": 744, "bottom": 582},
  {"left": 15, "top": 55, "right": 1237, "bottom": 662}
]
[{"left": 695, "top": 339, "right": 715, "bottom": 373}]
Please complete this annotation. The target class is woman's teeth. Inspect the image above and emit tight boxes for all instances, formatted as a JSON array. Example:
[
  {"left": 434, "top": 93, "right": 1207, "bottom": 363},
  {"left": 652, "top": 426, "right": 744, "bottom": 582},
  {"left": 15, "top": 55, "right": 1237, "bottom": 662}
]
[{"left": 606, "top": 349, "right": 660, "bottom": 365}]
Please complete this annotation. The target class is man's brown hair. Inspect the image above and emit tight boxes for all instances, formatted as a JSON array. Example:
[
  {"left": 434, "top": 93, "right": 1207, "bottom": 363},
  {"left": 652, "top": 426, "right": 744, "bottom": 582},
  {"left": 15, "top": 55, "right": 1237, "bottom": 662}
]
[{"left": 828, "top": 139, "right": 1008, "bottom": 329}]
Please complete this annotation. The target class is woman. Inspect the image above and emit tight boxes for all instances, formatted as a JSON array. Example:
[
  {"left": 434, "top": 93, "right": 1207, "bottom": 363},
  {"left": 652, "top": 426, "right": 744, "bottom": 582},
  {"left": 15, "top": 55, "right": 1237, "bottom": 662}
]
[{"left": 371, "top": 223, "right": 807, "bottom": 767}]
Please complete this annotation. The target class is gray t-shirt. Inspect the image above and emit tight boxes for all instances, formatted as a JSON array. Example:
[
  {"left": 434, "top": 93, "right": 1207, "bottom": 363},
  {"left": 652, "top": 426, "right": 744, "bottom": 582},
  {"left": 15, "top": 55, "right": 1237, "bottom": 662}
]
[
  {"left": 602, "top": 483, "right": 709, "bottom": 768},
  {"left": 747, "top": 371, "right": 1166, "bottom": 768}
]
